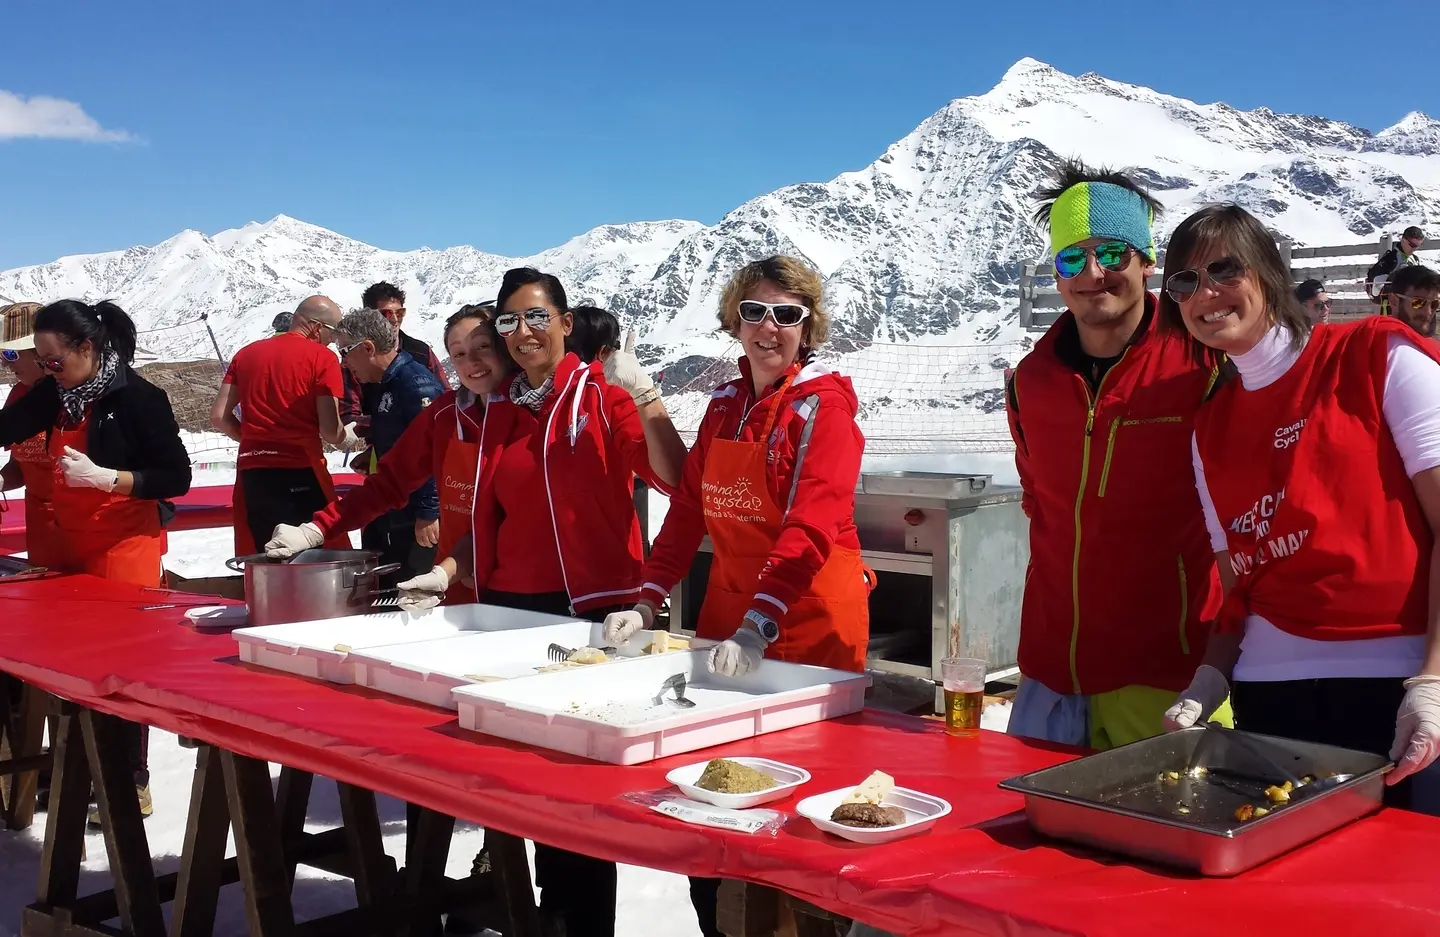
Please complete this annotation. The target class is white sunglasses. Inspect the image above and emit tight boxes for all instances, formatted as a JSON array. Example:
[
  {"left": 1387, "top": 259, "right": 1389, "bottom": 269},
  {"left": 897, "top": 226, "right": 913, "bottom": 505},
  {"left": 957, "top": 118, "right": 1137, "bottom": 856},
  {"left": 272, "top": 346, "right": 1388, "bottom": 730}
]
[{"left": 737, "top": 300, "right": 811, "bottom": 327}]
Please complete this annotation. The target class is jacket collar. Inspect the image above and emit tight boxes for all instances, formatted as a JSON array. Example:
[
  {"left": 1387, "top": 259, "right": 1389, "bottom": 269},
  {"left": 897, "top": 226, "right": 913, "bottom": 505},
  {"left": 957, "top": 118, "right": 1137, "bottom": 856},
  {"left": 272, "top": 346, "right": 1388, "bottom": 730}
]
[
  {"left": 379, "top": 350, "right": 414, "bottom": 383},
  {"left": 736, "top": 356, "right": 805, "bottom": 405},
  {"left": 1051, "top": 291, "right": 1158, "bottom": 372}
]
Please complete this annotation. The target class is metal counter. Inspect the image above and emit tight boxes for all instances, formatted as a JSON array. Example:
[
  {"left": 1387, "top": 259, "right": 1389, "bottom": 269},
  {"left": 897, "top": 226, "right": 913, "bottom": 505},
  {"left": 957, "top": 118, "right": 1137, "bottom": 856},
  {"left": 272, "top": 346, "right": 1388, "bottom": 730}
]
[{"left": 668, "top": 472, "right": 1029, "bottom": 710}]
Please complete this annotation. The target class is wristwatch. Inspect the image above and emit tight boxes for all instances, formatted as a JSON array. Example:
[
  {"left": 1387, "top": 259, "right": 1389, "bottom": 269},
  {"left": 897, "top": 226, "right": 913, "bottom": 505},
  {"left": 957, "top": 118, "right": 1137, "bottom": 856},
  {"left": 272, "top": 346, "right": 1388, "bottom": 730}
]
[{"left": 743, "top": 609, "right": 780, "bottom": 644}]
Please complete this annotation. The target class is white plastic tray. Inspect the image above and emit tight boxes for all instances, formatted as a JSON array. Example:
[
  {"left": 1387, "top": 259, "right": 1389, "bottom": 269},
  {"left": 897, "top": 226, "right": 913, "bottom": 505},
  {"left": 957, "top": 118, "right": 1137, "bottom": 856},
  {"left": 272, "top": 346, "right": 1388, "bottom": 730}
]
[
  {"left": 665, "top": 758, "right": 811, "bottom": 810},
  {"left": 351, "top": 621, "right": 610, "bottom": 708},
  {"left": 452, "top": 651, "right": 870, "bottom": 765},
  {"left": 233, "top": 603, "right": 583, "bottom": 685},
  {"left": 796, "top": 785, "right": 952, "bottom": 844}
]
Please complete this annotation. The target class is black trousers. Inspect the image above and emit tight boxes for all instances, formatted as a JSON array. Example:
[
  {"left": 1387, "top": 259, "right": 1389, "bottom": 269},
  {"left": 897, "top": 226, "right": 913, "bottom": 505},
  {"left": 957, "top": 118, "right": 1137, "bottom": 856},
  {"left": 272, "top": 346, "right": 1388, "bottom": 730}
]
[
  {"left": 239, "top": 467, "right": 329, "bottom": 555},
  {"left": 360, "top": 511, "right": 436, "bottom": 590},
  {"left": 483, "top": 589, "right": 625, "bottom": 937},
  {"left": 689, "top": 877, "right": 724, "bottom": 937},
  {"left": 1233, "top": 677, "right": 1412, "bottom": 809}
]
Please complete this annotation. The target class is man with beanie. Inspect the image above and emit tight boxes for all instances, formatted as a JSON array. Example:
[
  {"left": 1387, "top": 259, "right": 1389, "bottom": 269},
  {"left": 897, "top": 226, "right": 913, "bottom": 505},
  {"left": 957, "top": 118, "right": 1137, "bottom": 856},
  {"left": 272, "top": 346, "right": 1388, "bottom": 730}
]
[{"left": 1003, "top": 160, "right": 1232, "bottom": 750}]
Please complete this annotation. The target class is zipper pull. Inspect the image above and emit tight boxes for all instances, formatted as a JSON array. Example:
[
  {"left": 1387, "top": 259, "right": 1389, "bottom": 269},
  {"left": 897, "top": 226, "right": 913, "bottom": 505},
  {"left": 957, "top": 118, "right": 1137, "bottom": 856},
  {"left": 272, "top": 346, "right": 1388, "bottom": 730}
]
[{"left": 1086, "top": 408, "right": 1096, "bottom": 436}]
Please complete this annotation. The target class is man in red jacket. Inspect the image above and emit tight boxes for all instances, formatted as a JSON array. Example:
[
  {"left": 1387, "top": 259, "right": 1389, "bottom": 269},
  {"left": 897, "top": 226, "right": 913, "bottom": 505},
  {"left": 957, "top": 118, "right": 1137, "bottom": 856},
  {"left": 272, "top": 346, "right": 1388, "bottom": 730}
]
[{"left": 1005, "top": 161, "right": 1230, "bottom": 750}]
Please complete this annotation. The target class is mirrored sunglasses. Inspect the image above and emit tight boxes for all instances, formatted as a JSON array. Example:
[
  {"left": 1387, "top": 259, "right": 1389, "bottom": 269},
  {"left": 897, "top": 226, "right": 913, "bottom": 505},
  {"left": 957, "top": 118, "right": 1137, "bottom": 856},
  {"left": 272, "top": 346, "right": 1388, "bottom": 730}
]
[
  {"left": 1053, "top": 240, "right": 1135, "bottom": 280},
  {"left": 1164, "top": 257, "right": 1247, "bottom": 302},
  {"left": 494, "top": 308, "right": 557, "bottom": 336},
  {"left": 1395, "top": 294, "right": 1440, "bottom": 313}
]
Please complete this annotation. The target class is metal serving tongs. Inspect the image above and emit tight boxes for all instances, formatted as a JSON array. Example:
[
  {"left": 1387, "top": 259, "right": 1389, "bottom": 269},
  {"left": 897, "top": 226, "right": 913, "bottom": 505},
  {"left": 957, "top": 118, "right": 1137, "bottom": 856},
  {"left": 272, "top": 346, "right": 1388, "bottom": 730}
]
[
  {"left": 653, "top": 673, "right": 695, "bottom": 708},
  {"left": 1194, "top": 723, "right": 1351, "bottom": 800}
]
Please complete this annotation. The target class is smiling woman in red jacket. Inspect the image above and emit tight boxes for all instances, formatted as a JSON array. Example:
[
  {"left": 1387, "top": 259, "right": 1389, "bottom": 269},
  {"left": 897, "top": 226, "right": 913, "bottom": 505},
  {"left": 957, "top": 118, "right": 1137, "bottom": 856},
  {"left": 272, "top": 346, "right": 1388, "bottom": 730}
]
[
  {"left": 1160, "top": 205, "right": 1440, "bottom": 808},
  {"left": 396, "top": 267, "right": 684, "bottom": 937},
  {"left": 603, "top": 254, "right": 871, "bottom": 937},
  {"left": 263, "top": 305, "right": 510, "bottom": 604}
]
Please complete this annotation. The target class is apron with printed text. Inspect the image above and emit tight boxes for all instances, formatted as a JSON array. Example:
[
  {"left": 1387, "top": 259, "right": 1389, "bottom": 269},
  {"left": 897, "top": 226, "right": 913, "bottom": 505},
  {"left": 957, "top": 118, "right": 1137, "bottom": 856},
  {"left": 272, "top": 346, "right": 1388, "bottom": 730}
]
[{"left": 695, "top": 377, "right": 872, "bottom": 671}]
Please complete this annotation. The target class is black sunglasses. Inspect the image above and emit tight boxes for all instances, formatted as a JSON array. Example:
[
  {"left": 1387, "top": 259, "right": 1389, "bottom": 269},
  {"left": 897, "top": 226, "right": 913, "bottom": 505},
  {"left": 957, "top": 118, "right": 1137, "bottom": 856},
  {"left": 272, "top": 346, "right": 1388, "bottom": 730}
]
[{"left": 1164, "top": 257, "right": 1247, "bottom": 302}]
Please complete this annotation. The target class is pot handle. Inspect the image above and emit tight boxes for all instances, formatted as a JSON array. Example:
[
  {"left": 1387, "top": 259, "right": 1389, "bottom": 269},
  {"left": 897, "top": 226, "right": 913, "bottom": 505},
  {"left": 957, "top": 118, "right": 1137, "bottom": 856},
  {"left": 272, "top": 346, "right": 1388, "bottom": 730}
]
[
  {"left": 358, "top": 563, "right": 404, "bottom": 581},
  {"left": 225, "top": 554, "right": 270, "bottom": 572}
]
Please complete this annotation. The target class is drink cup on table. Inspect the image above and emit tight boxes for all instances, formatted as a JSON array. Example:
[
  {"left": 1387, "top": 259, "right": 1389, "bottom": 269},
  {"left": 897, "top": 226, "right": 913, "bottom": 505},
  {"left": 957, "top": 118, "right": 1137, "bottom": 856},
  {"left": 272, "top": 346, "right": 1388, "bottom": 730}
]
[{"left": 941, "top": 657, "right": 986, "bottom": 737}]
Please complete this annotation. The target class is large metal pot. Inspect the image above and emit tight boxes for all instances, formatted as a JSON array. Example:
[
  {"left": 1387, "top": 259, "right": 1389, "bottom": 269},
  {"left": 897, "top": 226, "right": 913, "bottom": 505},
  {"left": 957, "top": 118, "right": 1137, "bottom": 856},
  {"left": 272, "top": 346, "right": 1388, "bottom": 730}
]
[{"left": 225, "top": 549, "right": 401, "bottom": 626}]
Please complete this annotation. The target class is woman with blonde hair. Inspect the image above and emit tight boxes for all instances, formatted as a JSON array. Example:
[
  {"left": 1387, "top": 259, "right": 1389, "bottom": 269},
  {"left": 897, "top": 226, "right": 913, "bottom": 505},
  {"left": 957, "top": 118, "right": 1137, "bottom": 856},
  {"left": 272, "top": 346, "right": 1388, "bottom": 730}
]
[{"left": 602, "top": 255, "right": 872, "bottom": 937}]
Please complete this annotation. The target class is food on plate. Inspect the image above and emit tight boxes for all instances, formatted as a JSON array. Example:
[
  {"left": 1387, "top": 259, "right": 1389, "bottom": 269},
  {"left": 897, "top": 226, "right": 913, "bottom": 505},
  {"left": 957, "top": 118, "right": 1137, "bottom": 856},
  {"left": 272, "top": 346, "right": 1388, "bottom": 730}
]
[
  {"left": 694, "top": 759, "right": 778, "bottom": 794},
  {"left": 842, "top": 770, "right": 895, "bottom": 806},
  {"left": 830, "top": 802, "right": 907, "bottom": 828},
  {"left": 1265, "top": 782, "right": 1293, "bottom": 804},
  {"left": 567, "top": 647, "right": 610, "bottom": 665}
]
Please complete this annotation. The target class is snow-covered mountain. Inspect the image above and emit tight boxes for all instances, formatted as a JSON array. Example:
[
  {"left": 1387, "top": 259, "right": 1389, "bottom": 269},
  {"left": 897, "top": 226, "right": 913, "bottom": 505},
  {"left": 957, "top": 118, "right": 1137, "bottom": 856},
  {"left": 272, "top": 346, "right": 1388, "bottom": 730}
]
[{"left": 4, "top": 58, "right": 1439, "bottom": 414}]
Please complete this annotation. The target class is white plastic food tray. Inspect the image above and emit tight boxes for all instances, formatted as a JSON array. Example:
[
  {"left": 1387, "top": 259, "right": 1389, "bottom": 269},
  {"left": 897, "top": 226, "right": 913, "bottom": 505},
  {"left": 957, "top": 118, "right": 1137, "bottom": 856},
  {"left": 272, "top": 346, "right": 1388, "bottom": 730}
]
[
  {"left": 350, "top": 621, "right": 613, "bottom": 708},
  {"left": 452, "top": 651, "right": 870, "bottom": 765},
  {"left": 796, "top": 785, "right": 952, "bottom": 844},
  {"left": 233, "top": 603, "right": 583, "bottom": 685},
  {"left": 665, "top": 757, "right": 811, "bottom": 810}
]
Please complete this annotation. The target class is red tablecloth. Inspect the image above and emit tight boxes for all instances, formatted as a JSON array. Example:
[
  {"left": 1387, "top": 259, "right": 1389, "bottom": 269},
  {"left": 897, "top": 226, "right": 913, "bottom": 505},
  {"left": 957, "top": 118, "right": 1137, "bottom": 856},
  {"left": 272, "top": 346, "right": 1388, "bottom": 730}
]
[
  {"left": 0, "top": 476, "right": 362, "bottom": 554},
  {"left": 2, "top": 574, "right": 1439, "bottom": 936}
]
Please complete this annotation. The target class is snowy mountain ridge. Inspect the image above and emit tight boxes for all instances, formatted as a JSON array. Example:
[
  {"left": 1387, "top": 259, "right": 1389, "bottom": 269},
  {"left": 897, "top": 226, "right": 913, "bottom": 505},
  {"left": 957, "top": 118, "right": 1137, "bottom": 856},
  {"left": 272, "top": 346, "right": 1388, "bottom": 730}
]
[{"left": 3, "top": 58, "right": 1438, "bottom": 400}]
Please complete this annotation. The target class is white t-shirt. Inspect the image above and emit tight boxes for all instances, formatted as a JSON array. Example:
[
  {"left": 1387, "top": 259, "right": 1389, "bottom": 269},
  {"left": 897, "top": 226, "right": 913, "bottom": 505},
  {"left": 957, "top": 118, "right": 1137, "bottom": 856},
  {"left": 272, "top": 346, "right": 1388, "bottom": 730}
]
[{"left": 1191, "top": 325, "right": 1440, "bottom": 681}]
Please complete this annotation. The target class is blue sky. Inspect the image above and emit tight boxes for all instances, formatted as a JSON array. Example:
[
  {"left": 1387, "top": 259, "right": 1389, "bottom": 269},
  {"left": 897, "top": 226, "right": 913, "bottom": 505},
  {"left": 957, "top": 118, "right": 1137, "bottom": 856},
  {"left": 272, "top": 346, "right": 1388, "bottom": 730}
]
[{"left": 2, "top": 0, "right": 1436, "bottom": 270}]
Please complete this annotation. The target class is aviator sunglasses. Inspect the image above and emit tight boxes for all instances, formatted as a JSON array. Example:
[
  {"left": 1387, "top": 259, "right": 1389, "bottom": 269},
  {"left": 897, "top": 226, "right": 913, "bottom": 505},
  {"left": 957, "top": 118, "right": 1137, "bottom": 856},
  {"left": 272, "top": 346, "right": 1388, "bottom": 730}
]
[
  {"left": 494, "top": 308, "right": 558, "bottom": 336},
  {"left": 1393, "top": 294, "right": 1440, "bottom": 314},
  {"left": 1053, "top": 240, "right": 1136, "bottom": 280},
  {"left": 737, "top": 300, "right": 810, "bottom": 327},
  {"left": 1164, "top": 257, "right": 1247, "bottom": 302}
]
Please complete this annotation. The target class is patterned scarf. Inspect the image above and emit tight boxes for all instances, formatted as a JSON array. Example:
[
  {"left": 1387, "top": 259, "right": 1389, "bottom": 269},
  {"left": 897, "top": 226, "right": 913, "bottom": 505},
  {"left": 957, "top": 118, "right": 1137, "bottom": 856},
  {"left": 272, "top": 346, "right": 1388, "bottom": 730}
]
[
  {"left": 509, "top": 370, "right": 555, "bottom": 413},
  {"left": 58, "top": 349, "right": 121, "bottom": 428}
]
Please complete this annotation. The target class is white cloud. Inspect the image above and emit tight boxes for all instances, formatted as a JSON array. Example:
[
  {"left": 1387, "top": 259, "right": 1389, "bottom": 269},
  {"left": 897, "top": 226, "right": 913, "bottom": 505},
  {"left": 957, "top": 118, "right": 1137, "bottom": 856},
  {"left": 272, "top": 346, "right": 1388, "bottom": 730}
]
[{"left": 0, "top": 90, "right": 135, "bottom": 143}]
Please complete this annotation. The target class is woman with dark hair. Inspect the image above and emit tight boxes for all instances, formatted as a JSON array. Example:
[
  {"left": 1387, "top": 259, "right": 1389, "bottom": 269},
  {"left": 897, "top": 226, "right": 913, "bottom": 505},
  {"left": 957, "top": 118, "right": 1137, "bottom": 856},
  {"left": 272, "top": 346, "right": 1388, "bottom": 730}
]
[
  {"left": 1160, "top": 204, "right": 1440, "bottom": 806},
  {"left": 395, "top": 268, "right": 683, "bottom": 937},
  {"left": 265, "top": 305, "right": 512, "bottom": 605},
  {"left": 566, "top": 305, "right": 621, "bottom": 363},
  {"left": 0, "top": 298, "right": 192, "bottom": 817}
]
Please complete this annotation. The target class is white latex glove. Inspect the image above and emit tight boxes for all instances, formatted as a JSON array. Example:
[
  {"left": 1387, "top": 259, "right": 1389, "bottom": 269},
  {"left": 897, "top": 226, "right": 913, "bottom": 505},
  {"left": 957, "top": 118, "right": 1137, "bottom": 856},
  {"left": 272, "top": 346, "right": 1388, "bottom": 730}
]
[
  {"left": 340, "top": 422, "right": 362, "bottom": 450},
  {"left": 395, "top": 565, "right": 450, "bottom": 613},
  {"left": 1389, "top": 676, "right": 1440, "bottom": 784},
  {"left": 1162, "top": 664, "right": 1231, "bottom": 732},
  {"left": 59, "top": 446, "right": 118, "bottom": 492},
  {"left": 602, "top": 333, "right": 655, "bottom": 398},
  {"left": 602, "top": 604, "right": 654, "bottom": 646},
  {"left": 707, "top": 627, "right": 768, "bottom": 678},
  {"left": 264, "top": 522, "right": 325, "bottom": 558}
]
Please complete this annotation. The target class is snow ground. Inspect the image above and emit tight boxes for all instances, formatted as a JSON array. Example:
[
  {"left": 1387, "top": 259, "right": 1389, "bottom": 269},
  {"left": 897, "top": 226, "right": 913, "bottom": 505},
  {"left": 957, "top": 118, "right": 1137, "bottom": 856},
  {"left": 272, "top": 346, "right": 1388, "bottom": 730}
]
[{"left": 1, "top": 502, "right": 1015, "bottom": 937}]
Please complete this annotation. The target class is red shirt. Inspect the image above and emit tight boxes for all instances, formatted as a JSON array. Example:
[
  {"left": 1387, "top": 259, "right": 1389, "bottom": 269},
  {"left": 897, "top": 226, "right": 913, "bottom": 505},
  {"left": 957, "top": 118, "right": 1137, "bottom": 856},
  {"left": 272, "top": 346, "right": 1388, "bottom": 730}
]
[
  {"left": 486, "top": 412, "right": 566, "bottom": 594},
  {"left": 1198, "top": 317, "right": 1440, "bottom": 641},
  {"left": 224, "top": 332, "right": 344, "bottom": 469}
]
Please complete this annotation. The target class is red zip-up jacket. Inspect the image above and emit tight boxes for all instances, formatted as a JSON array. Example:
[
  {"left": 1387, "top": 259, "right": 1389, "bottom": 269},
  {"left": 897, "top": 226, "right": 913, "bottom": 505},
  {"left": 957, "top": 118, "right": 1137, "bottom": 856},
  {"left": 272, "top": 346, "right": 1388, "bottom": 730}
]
[
  {"left": 1007, "top": 294, "right": 1222, "bottom": 696},
  {"left": 1200, "top": 318, "right": 1440, "bottom": 641},
  {"left": 640, "top": 359, "right": 864, "bottom": 622},
  {"left": 311, "top": 388, "right": 482, "bottom": 537},
  {"left": 472, "top": 353, "right": 670, "bottom": 614}
]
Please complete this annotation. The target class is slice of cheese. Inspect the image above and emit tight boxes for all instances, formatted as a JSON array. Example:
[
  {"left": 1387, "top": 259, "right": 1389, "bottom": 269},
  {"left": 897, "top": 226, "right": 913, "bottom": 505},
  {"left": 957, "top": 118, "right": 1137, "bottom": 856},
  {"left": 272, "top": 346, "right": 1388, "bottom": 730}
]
[
  {"left": 645, "top": 631, "right": 671, "bottom": 654},
  {"left": 841, "top": 770, "right": 895, "bottom": 806},
  {"left": 568, "top": 647, "right": 609, "bottom": 665}
]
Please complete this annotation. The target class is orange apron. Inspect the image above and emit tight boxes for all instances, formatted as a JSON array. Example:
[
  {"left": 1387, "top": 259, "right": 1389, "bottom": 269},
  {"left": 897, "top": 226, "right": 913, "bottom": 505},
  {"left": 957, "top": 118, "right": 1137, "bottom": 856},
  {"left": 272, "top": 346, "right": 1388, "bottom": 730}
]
[
  {"left": 695, "top": 378, "right": 872, "bottom": 671},
  {"left": 48, "top": 419, "right": 163, "bottom": 588},
  {"left": 231, "top": 442, "right": 346, "bottom": 556},
  {"left": 439, "top": 404, "right": 479, "bottom": 605}
]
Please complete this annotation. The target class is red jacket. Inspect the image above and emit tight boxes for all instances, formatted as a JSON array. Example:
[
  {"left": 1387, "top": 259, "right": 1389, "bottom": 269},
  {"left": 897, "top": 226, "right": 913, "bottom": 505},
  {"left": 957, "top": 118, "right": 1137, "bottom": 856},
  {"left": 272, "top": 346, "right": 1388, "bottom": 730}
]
[
  {"left": 1200, "top": 318, "right": 1438, "bottom": 641},
  {"left": 472, "top": 354, "right": 669, "bottom": 614},
  {"left": 312, "top": 388, "right": 482, "bottom": 536},
  {"left": 1007, "top": 295, "right": 1222, "bottom": 695},
  {"left": 642, "top": 359, "right": 864, "bottom": 621}
]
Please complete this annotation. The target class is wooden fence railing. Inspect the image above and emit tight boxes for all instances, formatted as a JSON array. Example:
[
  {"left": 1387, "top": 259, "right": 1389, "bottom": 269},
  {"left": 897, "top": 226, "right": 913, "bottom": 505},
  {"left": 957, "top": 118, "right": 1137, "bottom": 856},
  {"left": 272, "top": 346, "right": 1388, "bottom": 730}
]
[{"left": 1017, "top": 233, "right": 1440, "bottom": 331}]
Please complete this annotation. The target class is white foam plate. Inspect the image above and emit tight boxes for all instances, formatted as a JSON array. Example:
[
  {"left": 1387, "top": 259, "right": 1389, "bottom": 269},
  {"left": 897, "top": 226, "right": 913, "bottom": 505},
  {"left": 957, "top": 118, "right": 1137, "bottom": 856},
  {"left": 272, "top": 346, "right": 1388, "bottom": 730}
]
[
  {"left": 796, "top": 785, "right": 952, "bottom": 844},
  {"left": 664, "top": 757, "right": 811, "bottom": 810}
]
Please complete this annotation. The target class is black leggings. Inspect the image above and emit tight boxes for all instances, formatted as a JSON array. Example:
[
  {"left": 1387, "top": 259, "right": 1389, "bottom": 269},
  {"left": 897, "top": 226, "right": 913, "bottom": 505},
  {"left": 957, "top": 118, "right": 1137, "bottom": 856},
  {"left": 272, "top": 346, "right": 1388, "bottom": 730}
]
[
  {"left": 1232, "top": 677, "right": 1411, "bottom": 809},
  {"left": 483, "top": 589, "right": 627, "bottom": 937},
  {"left": 239, "top": 467, "right": 329, "bottom": 554}
]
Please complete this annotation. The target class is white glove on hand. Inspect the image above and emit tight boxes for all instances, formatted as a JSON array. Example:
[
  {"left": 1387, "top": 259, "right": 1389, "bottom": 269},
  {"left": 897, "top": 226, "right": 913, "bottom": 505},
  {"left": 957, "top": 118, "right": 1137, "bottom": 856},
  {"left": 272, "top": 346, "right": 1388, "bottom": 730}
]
[
  {"left": 396, "top": 565, "right": 451, "bottom": 613},
  {"left": 264, "top": 522, "right": 325, "bottom": 558},
  {"left": 603, "top": 333, "right": 655, "bottom": 399},
  {"left": 340, "top": 422, "right": 362, "bottom": 450},
  {"left": 59, "top": 446, "right": 118, "bottom": 492},
  {"left": 1389, "top": 676, "right": 1440, "bottom": 784},
  {"left": 707, "top": 627, "right": 768, "bottom": 678},
  {"left": 602, "top": 605, "right": 655, "bottom": 646},
  {"left": 1162, "top": 664, "right": 1231, "bottom": 731}
]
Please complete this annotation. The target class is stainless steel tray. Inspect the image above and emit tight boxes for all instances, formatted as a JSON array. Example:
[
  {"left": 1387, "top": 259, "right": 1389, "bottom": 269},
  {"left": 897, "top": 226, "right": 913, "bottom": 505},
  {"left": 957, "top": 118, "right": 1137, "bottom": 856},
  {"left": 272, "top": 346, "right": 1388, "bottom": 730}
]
[
  {"left": 859, "top": 471, "right": 991, "bottom": 499},
  {"left": 999, "top": 727, "right": 1389, "bottom": 876},
  {"left": 0, "top": 556, "right": 45, "bottom": 579}
]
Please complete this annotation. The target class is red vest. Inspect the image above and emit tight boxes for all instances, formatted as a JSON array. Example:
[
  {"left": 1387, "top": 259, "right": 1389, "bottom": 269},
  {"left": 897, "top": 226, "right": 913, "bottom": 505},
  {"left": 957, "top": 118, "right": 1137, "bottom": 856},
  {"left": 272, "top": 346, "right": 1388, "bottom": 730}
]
[
  {"left": 1009, "top": 295, "right": 1223, "bottom": 695},
  {"left": 1198, "top": 318, "right": 1437, "bottom": 641}
]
